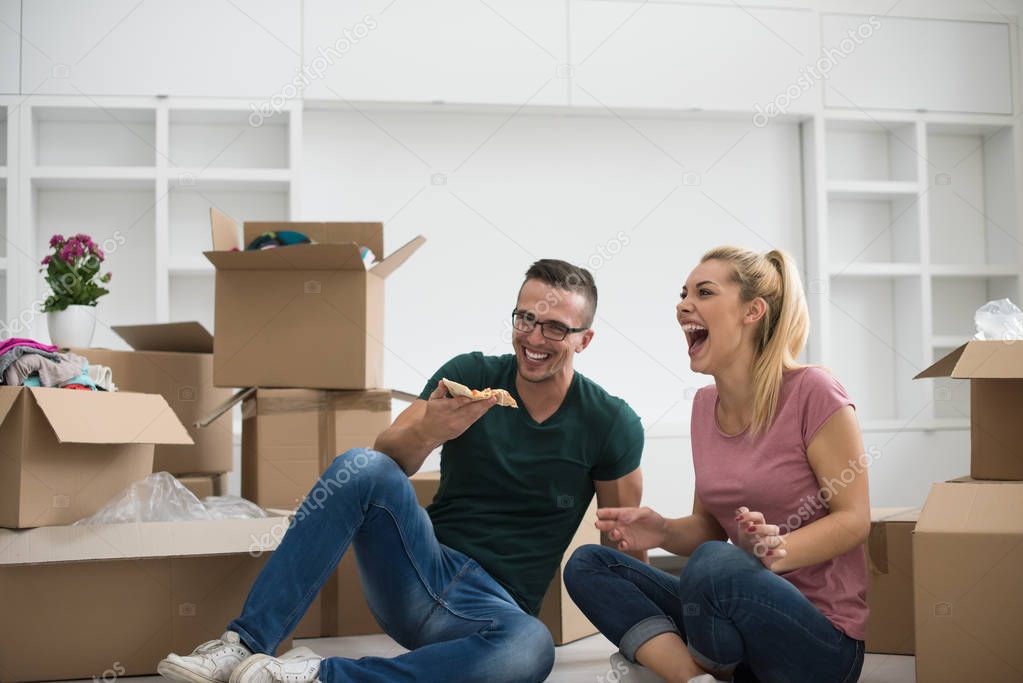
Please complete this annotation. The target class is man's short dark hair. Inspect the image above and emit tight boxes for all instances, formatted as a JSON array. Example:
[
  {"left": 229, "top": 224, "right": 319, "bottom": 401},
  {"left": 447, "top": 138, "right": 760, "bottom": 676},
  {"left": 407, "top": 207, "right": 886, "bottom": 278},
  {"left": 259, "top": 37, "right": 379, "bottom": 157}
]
[{"left": 521, "top": 259, "right": 598, "bottom": 327}]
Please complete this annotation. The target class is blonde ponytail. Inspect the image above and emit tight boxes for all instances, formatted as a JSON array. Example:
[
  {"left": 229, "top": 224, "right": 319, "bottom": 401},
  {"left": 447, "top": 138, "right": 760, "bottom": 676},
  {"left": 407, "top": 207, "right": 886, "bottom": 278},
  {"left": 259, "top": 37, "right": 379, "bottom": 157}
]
[{"left": 700, "top": 246, "right": 809, "bottom": 436}]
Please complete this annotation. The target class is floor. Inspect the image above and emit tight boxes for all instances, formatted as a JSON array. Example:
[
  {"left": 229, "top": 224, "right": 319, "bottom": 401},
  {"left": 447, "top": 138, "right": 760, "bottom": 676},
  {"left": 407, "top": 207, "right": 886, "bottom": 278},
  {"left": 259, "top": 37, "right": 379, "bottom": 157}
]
[{"left": 62, "top": 633, "right": 916, "bottom": 682}]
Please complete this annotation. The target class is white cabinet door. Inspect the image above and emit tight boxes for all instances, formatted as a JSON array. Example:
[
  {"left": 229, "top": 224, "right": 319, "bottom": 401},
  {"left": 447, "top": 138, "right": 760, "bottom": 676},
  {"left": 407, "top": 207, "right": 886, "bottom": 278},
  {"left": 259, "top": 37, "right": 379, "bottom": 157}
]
[
  {"left": 0, "top": 0, "right": 18, "bottom": 94},
  {"left": 822, "top": 14, "right": 1012, "bottom": 114},
  {"left": 21, "top": 0, "right": 301, "bottom": 98},
  {"left": 571, "top": 2, "right": 815, "bottom": 115},
  {"left": 303, "top": 0, "right": 567, "bottom": 106}
]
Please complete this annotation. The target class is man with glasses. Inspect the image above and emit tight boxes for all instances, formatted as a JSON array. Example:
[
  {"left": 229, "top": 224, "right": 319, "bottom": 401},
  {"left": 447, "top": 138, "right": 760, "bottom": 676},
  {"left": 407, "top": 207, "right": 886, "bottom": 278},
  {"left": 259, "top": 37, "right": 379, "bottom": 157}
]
[{"left": 159, "top": 259, "right": 644, "bottom": 683}]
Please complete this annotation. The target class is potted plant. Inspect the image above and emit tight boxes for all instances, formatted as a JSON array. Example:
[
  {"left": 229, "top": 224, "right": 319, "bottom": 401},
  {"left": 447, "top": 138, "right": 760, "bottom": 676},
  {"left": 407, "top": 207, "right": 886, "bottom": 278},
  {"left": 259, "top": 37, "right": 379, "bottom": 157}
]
[{"left": 40, "top": 233, "right": 112, "bottom": 348}]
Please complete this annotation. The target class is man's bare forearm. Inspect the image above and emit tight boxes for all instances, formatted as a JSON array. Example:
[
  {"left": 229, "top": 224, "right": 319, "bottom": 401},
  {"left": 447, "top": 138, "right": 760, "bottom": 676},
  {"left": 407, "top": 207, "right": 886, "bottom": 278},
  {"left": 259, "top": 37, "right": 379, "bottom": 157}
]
[{"left": 374, "top": 421, "right": 441, "bottom": 476}]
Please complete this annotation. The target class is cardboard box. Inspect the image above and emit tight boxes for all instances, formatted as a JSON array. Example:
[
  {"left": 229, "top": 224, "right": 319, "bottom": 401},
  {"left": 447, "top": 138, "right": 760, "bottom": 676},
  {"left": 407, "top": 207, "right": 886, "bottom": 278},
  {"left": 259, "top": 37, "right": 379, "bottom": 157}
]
[
  {"left": 327, "top": 471, "right": 599, "bottom": 645},
  {"left": 0, "top": 515, "right": 293, "bottom": 682},
  {"left": 865, "top": 507, "right": 919, "bottom": 655},
  {"left": 916, "top": 341, "right": 1023, "bottom": 479},
  {"left": 204, "top": 208, "right": 425, "bottom": 390},
  {"left": 0, "top": 387, "right": 193, "bottom": 528},
  {"left": 74, "top": 322, "right": 235, "bottom": 475},
  {"left": 914, "top": 478, "right": 1023, "bottom": 681},
  {"left": 177, "top": 473, "right": 229, "bottom": 499},
  {"left": 240, "top": 388, "right": 393, "bottom": 510}
]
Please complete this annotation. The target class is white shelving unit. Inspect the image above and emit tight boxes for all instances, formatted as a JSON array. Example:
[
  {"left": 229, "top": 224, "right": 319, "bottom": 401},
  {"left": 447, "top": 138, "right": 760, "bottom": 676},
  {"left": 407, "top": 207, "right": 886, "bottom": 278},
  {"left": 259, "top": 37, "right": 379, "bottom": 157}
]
[
  {"left": 804, "top": 111, "right": 1022, "bottom": 430},
  {"left": 11, "top": 97, "right": 300, "bottom": 350},
  {"left": 0, "top": 98, "right": 10, "bottom": 328}
]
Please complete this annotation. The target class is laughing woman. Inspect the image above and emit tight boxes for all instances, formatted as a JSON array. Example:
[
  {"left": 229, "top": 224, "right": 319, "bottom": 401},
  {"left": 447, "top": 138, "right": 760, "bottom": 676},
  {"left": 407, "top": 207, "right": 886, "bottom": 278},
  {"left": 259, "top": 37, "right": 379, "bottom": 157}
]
[{"left": 564, "top": 247, "right": 869, "bottom": 683}]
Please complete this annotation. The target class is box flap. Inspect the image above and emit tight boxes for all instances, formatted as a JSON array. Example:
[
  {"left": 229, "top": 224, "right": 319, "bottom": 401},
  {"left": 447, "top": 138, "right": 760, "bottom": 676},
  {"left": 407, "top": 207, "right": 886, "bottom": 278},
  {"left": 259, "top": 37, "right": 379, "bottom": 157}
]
[
  {"left": 112, "top": 321, "right": 213, "bottom": 353},
  {"left": 917, "top": 481, "right": 1023, "bottom": 534},
  {"left": 204, "top": 243, "right": 367, "bottom": 271},
  {"left": 915, "top": 340, "right": 1023, "bottom": 379},
  {"left": 210, "top": 207, "right": 242, "bottom": 251},
  {"left": 0, "top": 386, "right": 23, "bottom": 425},
  {"left": 243, "top": 221, "right": 384, "bottom": 259},
  {"left": 29, "top": 388, "right": 194, "bottom": 445},
  {"left": 0, "top": 515, "right": 291, "bottom": 565},
  {"left": 371, "top": 235, "right": 426, "bottom": 279}
]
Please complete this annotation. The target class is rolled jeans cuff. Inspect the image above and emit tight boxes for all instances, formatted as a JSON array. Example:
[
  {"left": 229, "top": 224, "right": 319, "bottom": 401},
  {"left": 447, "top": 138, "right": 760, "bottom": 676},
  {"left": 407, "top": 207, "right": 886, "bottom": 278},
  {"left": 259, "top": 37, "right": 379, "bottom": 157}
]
[{"left": 619, "top": 615, "right": 681, "bottom": 662}]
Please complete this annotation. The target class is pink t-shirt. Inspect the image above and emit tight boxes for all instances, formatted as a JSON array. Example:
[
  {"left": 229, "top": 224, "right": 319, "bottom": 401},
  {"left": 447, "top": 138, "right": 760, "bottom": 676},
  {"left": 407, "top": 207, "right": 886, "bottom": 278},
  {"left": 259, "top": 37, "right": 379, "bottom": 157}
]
[{"left": 691, "top": 366, "right": 867, "bottom": 640}]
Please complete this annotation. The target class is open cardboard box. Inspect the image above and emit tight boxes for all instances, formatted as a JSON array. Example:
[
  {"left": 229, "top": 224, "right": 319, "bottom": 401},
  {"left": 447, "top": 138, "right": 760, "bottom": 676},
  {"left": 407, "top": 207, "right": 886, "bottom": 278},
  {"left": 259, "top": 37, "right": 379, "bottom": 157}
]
[
  {"left": 865, "top": 507, "right": 919, "bottom": 655},
  {"left": 0, "top": 515, "right": 293, "bottom": 682},
  {"left": 916, "top": 340, "right": 1023, "bottom": 479},
  {"left": 204, "top": 208, "right": 425, "bottom": 390},
  {"left": 73, "top": 321, "right": 234, "bottom": 476},
  {"left": 914, "top": 477, "right": 1023, "bottom": 681},
  {"left": 0, "top": 387, "right": 192, "bottom": 528}
]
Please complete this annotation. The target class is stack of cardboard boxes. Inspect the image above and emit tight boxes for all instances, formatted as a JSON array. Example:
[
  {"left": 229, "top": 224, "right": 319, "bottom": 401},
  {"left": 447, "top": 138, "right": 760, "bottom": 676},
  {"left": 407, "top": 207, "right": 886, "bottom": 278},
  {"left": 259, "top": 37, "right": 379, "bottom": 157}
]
[
  {"left": 0, "top": 374, "right": 291, "bottom": 681},
  {"left": 909, "top": 341, "right": 1023, "bottom": 681},
  {"left": 203, "top": 208, "right": 599, "bottom": 645},
  {"left": 866, "top": 341, "right": 1023, "bottom": 680}
]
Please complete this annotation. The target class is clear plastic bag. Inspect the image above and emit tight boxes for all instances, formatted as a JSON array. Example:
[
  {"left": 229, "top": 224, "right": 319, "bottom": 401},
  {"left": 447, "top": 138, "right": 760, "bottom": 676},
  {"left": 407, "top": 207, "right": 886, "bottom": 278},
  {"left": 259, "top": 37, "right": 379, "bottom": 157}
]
[
  {"left": 974, "top": 298, "right": 1023, "bottom": 341},
  {"left": 202, "top": 496, "right": 269, "bottom": 520},
  {"left": 74, "top": 472, "right": 268, "bottom": 525}
]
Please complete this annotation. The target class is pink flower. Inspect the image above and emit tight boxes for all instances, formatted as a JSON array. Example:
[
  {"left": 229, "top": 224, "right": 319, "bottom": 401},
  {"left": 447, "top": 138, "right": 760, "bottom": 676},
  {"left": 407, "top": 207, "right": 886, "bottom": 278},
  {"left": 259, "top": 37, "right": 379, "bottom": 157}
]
[
  {"left": 41, "top": 255, "right": 51, "bottom": 265},
  {"left": 49, "top": 234, "right": 64, "bottom": 248}
]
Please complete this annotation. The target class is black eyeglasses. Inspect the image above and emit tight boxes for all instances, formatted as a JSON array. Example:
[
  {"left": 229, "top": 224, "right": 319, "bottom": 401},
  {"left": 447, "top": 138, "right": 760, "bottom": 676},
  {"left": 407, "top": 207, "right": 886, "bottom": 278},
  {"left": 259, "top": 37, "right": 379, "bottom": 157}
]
[{"left": 511, "top": 309, "right": 589, "bottom": 341}]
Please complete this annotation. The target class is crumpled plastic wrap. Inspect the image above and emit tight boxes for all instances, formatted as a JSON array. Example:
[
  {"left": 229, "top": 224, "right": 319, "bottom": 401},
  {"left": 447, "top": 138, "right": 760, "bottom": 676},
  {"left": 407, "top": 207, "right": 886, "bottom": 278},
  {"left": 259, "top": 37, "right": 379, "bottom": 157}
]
[
  {"left": 73, "top": 471, "right": 268, "bottom": 525},
  {"left": 974, "top": 298, "right": 1023, "bottom": 341}
]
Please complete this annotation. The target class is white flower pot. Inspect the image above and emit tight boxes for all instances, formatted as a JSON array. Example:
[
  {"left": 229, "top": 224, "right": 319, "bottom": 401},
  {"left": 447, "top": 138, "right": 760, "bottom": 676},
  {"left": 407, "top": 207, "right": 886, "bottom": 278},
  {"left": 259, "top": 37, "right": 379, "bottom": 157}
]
[{"left": 47, "top": 305, "right": 98, "bottom": 348}]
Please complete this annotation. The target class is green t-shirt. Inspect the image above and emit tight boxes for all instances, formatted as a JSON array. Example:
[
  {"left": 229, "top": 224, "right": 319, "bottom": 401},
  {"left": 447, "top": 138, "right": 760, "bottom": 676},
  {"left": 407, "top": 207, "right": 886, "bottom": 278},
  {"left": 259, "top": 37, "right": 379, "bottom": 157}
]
[{"left": 417, "top": 352, "right": 644, "bottom": 615}]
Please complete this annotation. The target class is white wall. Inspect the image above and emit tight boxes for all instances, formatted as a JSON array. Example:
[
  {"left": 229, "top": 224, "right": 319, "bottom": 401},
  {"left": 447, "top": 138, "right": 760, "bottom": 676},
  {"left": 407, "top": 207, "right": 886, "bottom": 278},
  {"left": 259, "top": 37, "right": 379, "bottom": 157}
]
[{"left": 300, "top": 108, "right": 973, "bottom": 520}]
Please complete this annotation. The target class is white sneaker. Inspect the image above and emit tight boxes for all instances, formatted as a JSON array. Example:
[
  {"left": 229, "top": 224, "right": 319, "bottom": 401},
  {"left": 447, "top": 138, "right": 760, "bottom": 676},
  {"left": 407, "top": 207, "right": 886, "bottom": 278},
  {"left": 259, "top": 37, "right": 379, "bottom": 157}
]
[
  {"left": 229, "top": 650, "right": 323, "bottom": 683},
  {"left": 159, "top": 631, "right": 253, "bottom": 683},
  {"left": 610, "top": 653, "right": 664, "bottom": 682},
  {"left": 609, "top": 653, "right": 729, "bottom": 683}
]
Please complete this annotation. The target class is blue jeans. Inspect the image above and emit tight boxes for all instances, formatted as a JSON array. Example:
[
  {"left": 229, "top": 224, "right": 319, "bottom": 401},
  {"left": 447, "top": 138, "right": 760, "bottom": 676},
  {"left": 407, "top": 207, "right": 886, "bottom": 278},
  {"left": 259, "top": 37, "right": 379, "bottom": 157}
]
[
  {"left": 563, "top": 541, "right": 864, "bottom": 683},
  {"left": 228, "top": 448, "right": 555, "bottom": 683}
]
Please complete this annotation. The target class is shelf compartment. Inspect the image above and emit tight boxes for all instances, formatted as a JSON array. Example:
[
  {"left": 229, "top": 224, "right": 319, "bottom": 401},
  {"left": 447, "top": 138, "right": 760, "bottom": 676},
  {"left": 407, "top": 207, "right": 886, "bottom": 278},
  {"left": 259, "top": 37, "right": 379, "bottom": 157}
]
[
  {"left": 170, "top": 273, "right": 215, "bottom": 335},
  {"left": 0, "top": 105, "right": 7, "bottom": 167},
  {"left": 930, "top": 345, "right": 971, "bottom": 421},
  {"left": 169, "top": 109, "right": 289, "bottom": 170},
  {"left": 828, "top": 193, "right": 920, "bottom": 266},
  {"left": 0, "top": 177, "right": 5, "bottom": 259},
  {"left": 168, "top": 186, "right": 289, "bottom": 269},
  {"left": 34, "top": 186, "right": 157, "bottom": 349},
  {"left": 931, "top": 274, "right": 1018, "bottom": 338},
  {"left": 927, "top": 123, "right": 1017, "bottom": 267},
  {"left": 33, "top": 106, "right": 156, "bottom": 167},
  {"left": 827, "top": 275, "right": 928, "bottom": 422},
  {"left": 826, "top": 120, "right": 918, "bottom": 183}
]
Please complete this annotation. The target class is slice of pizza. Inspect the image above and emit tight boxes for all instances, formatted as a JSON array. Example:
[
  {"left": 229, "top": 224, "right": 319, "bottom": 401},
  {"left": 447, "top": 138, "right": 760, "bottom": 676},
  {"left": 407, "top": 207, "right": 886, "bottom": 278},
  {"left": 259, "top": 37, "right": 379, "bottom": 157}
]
[{"left": 441, "top": 377, "right": 518, "bottom": 408}]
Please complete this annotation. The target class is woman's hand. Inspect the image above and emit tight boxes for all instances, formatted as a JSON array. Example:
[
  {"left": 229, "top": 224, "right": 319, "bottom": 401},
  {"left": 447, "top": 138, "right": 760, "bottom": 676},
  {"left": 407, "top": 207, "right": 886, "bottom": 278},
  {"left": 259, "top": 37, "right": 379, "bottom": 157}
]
[
  {"left": 735, "top": 506, "right": 787, "bottom": 570},
  {"left": 595, "top": 507, "right": 668, "bottom": 553}
]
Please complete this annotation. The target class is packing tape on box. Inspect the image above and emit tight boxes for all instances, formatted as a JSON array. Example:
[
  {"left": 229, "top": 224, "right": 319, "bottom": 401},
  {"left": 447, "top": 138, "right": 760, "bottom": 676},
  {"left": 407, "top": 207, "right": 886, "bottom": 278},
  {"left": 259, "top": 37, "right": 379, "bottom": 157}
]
[{"left": 241, "top": 391, "right": 392, "bottom": 418}]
